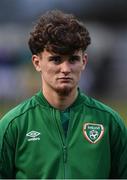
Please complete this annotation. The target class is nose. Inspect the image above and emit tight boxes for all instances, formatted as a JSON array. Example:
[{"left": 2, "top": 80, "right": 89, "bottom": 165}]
[{"left": 60, "top": 61, "right": 71, "bottom": 75}]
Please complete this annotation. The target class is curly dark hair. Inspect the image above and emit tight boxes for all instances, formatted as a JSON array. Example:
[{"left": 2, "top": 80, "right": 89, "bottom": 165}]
[{"left": 28, "top": 10, "right": 91, "bottom": 55}]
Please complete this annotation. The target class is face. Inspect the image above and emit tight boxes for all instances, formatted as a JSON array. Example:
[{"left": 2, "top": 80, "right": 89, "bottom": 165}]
[{"left": 32, "top": 49, "right": 87, "bottom": 96}]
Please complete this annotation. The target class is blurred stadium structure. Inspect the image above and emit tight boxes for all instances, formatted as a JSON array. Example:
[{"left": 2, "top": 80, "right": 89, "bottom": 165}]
[{"left": 0, "top": 0, "right": 127, "bottom": 122}]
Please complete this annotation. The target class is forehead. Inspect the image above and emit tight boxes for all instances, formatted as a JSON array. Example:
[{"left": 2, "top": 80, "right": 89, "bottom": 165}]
[{"left": 41, "top": 49, "right": 83, "bottom": 57}]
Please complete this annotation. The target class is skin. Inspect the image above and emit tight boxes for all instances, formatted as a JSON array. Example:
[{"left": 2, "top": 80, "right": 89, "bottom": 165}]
[{"left": 32, "top": 49, "right": 88, "bottom": 110}]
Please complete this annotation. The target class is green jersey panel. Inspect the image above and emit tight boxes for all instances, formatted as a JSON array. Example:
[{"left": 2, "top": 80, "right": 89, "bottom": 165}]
[{"left": 0, "top": 90, "right": 127, "bottom": 179}]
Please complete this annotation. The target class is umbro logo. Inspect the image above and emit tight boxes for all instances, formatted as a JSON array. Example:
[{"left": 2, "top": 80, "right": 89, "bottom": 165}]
[{"left": 26, "top": 131, "right": 41, "bottom": 141}]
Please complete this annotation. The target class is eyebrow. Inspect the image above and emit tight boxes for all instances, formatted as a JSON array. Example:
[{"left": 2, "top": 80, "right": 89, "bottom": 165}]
[{"left": 48, "top": 55, "right": 61, "bottom": 58}]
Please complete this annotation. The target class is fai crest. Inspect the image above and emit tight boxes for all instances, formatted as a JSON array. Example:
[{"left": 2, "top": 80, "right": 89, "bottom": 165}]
[{"left": 83, "top": 123, "right": 104, "bottom": 143}]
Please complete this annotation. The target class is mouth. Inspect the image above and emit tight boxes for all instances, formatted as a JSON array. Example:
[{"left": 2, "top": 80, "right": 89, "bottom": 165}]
[
  {"left": 58, "top": 77, "right": 72, "bottom": 80},
  {"left": 57, "top": 77, "right": 72, "bottom": 82}
]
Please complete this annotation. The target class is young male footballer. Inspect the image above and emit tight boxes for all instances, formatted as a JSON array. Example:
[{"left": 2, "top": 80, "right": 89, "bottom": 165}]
[{"left": 0, "top": 10, "right": 127, "bottom": 179}]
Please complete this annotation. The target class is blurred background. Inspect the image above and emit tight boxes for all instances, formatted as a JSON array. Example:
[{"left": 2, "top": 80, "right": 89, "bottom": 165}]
[{"left": 0, "top": 0, "right": 127, "bottom": 123}]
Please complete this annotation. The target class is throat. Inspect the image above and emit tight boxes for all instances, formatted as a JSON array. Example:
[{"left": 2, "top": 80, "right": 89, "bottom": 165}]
[{"left": 43, "top": 88, "right": 78, "bottom": 110}]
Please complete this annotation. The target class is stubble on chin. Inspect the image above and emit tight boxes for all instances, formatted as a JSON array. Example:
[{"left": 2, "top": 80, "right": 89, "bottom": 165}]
[{"left": 56, "top": 87, "right": 73, "bottom": 96}]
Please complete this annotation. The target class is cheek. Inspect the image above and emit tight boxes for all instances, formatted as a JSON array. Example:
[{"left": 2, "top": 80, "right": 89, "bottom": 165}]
[
  {"left": 42, "top": 66, "right": 56, "bottom": 77},
  {"left": 73, "top": 65, "right": 84, "bottom": 74}
]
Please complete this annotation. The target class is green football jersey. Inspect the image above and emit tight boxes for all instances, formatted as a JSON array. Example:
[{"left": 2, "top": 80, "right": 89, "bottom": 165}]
[{"left": 0, "top": 90, "right": 127, "bottom": 179}]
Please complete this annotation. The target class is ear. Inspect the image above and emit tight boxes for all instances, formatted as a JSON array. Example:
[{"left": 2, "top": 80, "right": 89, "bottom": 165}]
[
  {"left": 32, "top": 55, "right": 42, "bottom": 72},
  {"left": 82, "top": 53, "right": 88, "bottom": 70}
]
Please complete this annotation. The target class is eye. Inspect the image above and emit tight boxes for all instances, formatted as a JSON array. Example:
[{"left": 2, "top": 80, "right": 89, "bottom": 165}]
[
  {"left": 49, "top": 56, "right": 62, "bottom": 64},
  {"left": 69, "top": 55, "right": 80, "bottom": 64}
]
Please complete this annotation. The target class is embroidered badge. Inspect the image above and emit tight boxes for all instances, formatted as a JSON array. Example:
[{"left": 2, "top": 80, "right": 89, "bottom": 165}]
[{"left": 83, "top": 123, "right": 104, "bottom": 143}]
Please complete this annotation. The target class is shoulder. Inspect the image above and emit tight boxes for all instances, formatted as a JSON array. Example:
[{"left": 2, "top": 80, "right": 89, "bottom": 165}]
[
  {"left": 0, "top": 92, "right": 44, "bottom": 151},
  {"left": 80, "top": 91, "right": 114, "bottom": 113},
  {"left": 80, "top": 91, "right": 126, "bottom": 129},
  {"left": 0, "top": 94, "right": 39, "bottom": 133},
  {"left": 83, "top": 93, "right": 116, "bottom": 115}
]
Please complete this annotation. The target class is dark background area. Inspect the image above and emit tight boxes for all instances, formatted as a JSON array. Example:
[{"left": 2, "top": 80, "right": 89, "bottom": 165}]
[{"left": 0, "top": 0, "right": 127, "bottom": 122}]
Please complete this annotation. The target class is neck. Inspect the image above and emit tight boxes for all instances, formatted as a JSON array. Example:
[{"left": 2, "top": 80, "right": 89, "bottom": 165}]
[{"left": 42, "top": 87, "right": 78, "bottom": 110}]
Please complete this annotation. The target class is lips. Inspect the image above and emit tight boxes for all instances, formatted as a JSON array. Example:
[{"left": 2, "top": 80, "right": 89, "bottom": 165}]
[
  {"left": 57, "top": 77, "right": 73, "bottom": 82},
  {"left": 58, "top": 77, "right": 72, "bottom": 80},
  {"left": 58, "top": 76, "right": 72, "bottom": 79}
]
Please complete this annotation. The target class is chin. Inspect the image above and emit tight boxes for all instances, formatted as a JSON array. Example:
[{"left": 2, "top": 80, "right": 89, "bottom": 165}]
[{"left": 55, "top": 86, "right": 73, "bottom": 96}]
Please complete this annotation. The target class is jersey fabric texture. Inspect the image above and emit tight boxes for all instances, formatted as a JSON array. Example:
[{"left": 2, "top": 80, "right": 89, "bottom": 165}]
[
  {"left": 60, "top": 109, "right": 70, "bottom": 137},
  {"left": 0, "top": 89, "right": 127, "bottom": 179}
]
